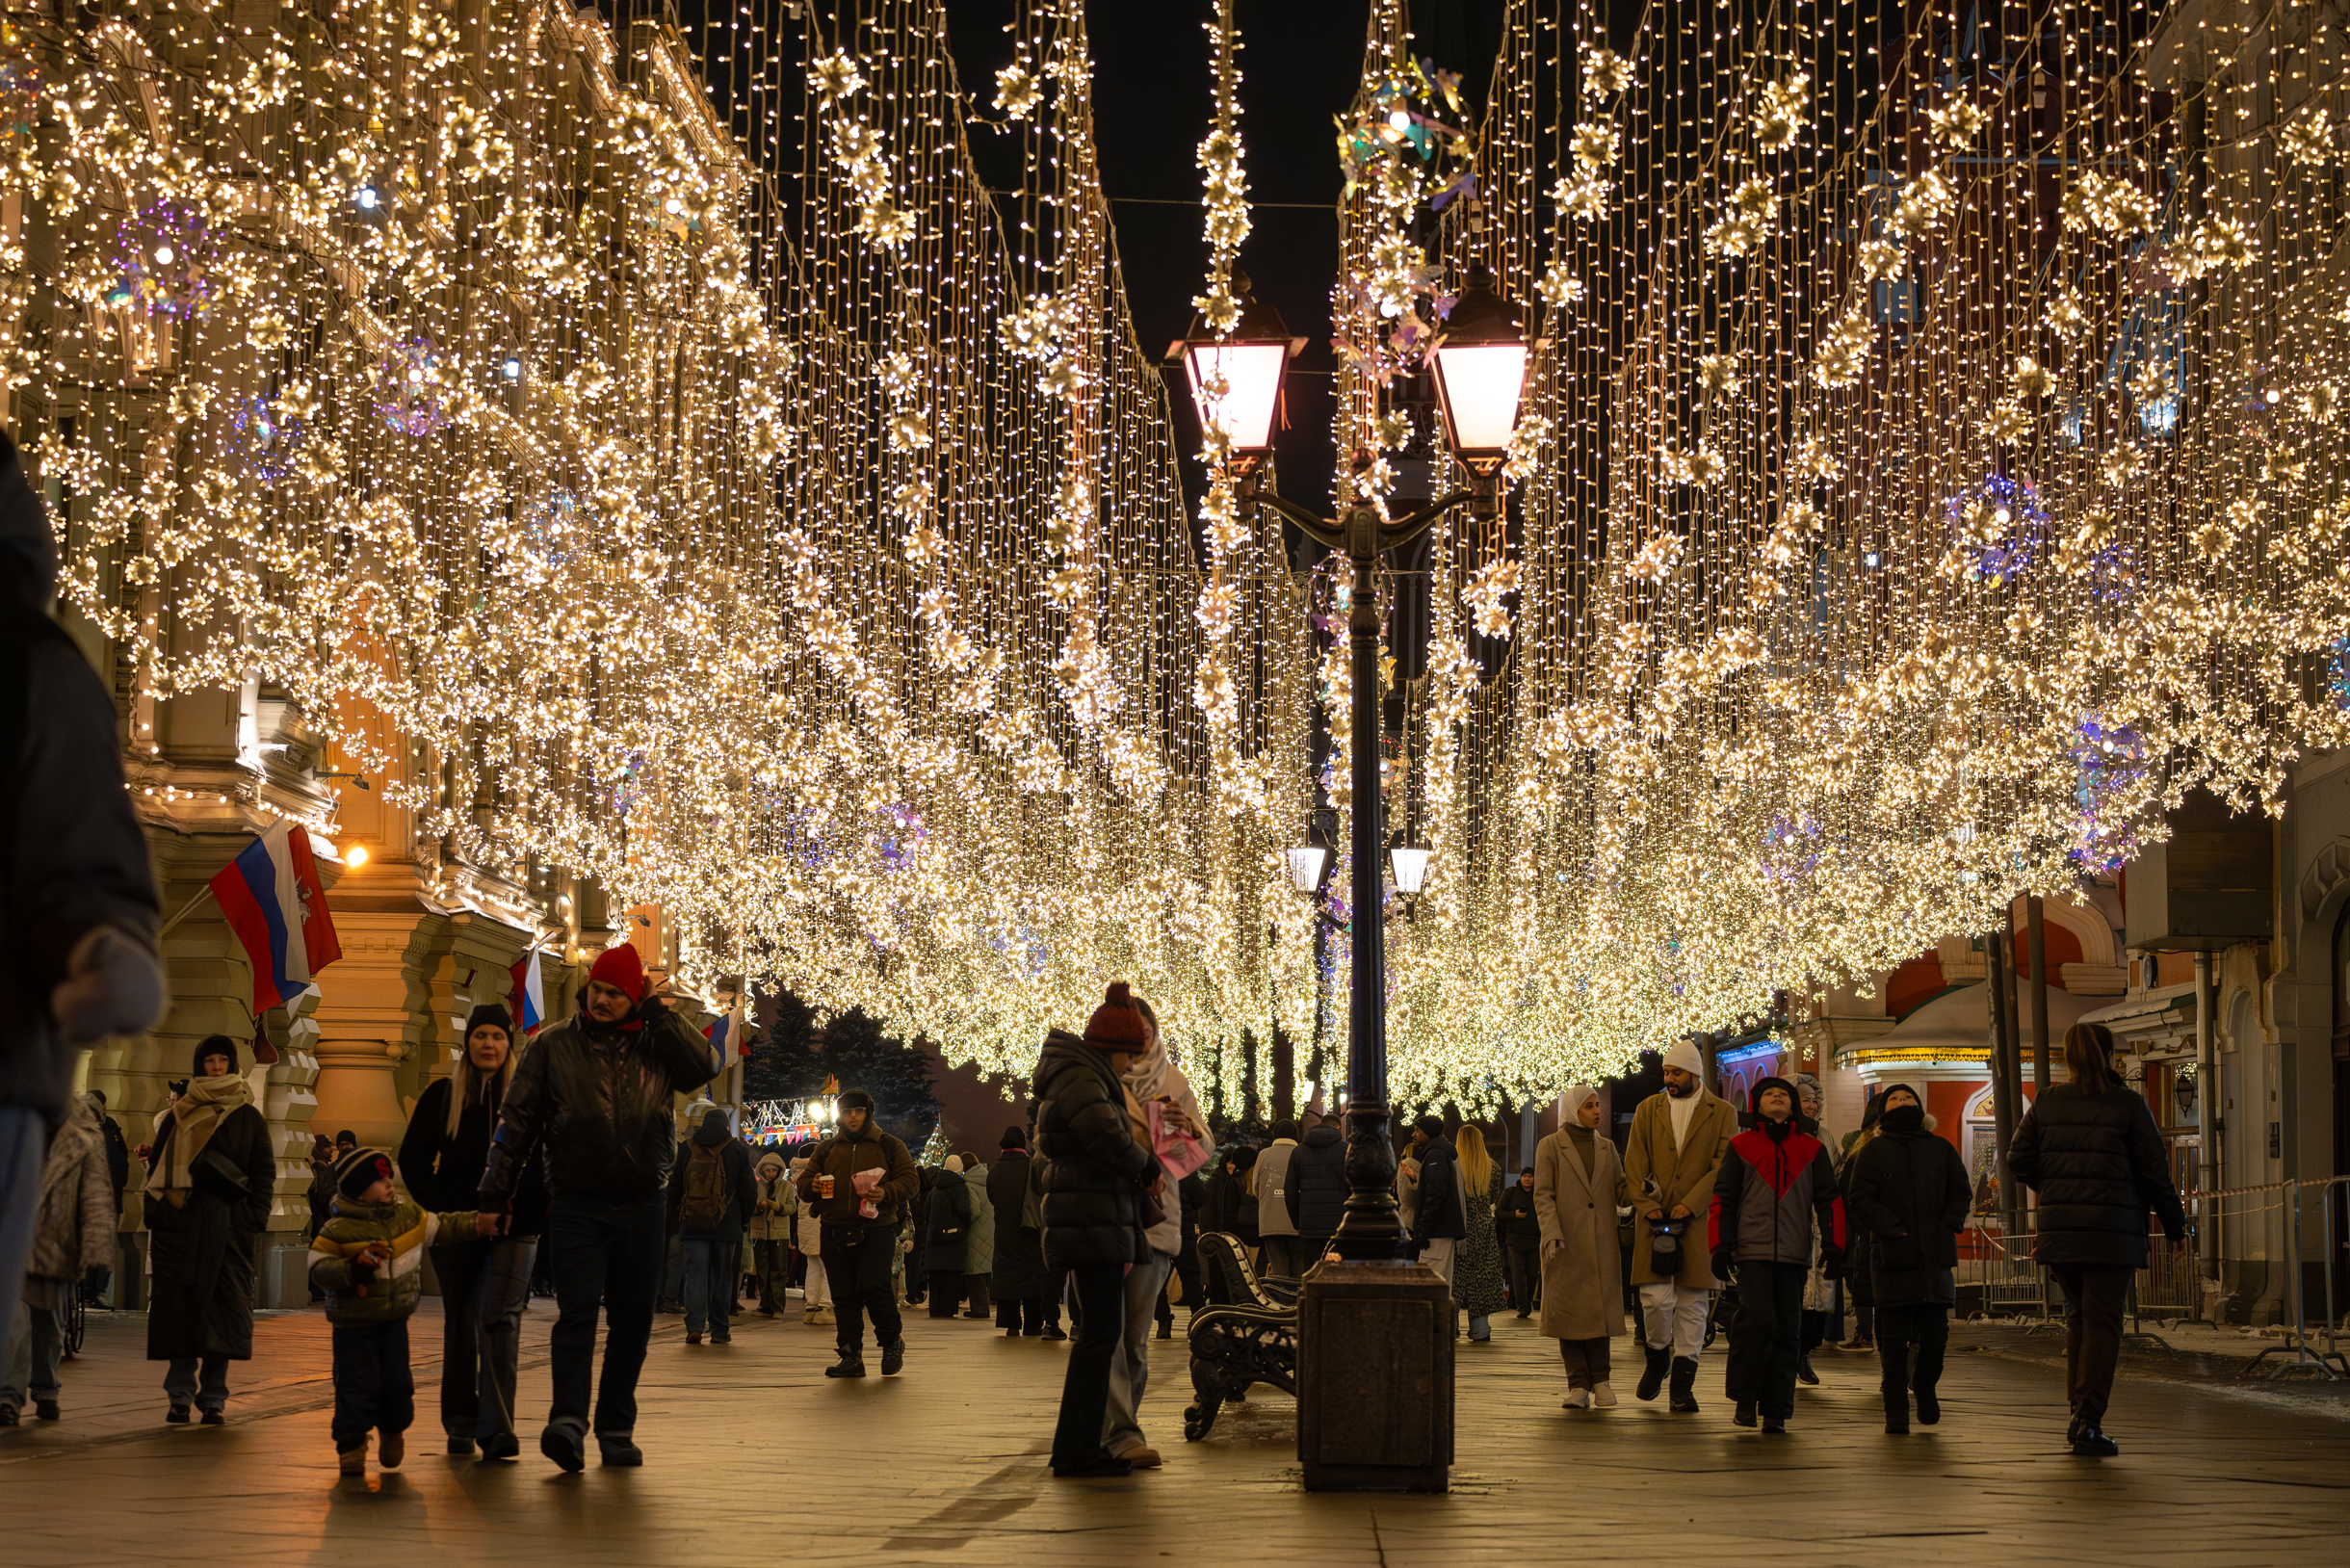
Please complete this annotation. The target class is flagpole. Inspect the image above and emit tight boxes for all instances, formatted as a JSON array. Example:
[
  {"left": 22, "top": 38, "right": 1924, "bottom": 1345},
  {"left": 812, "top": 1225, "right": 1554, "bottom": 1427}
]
[{"left": 154, "top": 884, "right": 215, "bottom": 941}]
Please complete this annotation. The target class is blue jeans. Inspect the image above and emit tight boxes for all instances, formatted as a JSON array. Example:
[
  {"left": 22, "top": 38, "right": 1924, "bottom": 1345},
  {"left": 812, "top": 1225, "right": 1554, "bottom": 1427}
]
[
  {"left": 544, "top": 1194, "right": 664, "bottom": 1438},
  {"left": 682, "top": 1236, "right": 733, "bottom": 1337},
  {"left": 164, "top": 1353, "right": 230, "bottom": 1412},
  {"left": 330, "top": 1319, "right": 414, "bottom": 1449}
]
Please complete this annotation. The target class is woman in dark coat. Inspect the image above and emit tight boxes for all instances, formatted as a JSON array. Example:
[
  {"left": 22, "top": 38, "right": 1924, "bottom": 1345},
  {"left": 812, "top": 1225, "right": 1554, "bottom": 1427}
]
[
  {"left": 2009, "top": 1022, "right": 2187, "bottom": 1456},
  {"left": 401, "top": 1003, "right": 548, "bottom": 1458},
  {"left": 1844, "top": 1084, "right": 1971, "bottom": 1433},
  {"left": 1035, "top": 984, "right": 1164, "bottom": 1477},
  {"left": 924, "top": 1157, "right": 977, "bottom": 1317},
  {"left": 987, "top": 1127, "right": 1049, "bottom": 1335},
  {"left": 144, "top": 1035, "right": 274, "bottom": 1423},
  {"left": 1836, "top": 1092, "right": 1886, "bottom": 1349}
]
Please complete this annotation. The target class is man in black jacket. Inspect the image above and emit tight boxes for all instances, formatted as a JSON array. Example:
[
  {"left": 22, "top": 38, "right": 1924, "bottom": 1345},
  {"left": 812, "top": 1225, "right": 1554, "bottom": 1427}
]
[
  {"left": 1411, "top": 1114, "right": 1464, "bottom": 1286},
  {"left": 670, "top": 1106, "right": 755, "bottom": 1346},
  {"left": 1498, "top": 1166, "right": 1542, "bottom": 1316},
  {"left": 0, "top": 431, "right": 164, "bottom": 1364},
  {"left": 479, "top": 942, "right": 718, "bottom": 1471},
  {"left": 1036, "top": 984, "right": 1164, "bottom": 1478},
  {"left": 795, "top": 1090, "right": 921, "bottom": 1376}
]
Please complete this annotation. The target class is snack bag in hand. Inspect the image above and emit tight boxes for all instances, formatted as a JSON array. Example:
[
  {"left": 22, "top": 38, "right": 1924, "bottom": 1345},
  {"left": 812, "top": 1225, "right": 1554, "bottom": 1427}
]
[{"left": 852, "top": 1165, "right": 884, "bottom": 1219}]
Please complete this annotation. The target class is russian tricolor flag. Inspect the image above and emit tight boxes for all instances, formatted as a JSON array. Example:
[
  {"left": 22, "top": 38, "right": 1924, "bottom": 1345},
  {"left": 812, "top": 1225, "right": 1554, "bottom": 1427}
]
[
  {"left": 209, "top": 823, "right": 343, "bottom": 1013},
  {"left": 509, "top": 950, "right": 545, "bottom": 1035},
  {"left": 705, "top": 1004, "right": 744, "bottom": 1069}
]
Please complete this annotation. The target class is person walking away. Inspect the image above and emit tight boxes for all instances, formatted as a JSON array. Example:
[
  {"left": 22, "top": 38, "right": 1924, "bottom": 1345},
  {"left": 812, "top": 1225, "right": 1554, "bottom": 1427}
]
[
  {"left": 748, "top": 1148, "right": 793, "bottom": 1316},
  {"left": 1195, "top": 1146, "right": 1251, "bottom": 1304},
  {"left": 1036, "top": 983, "right": 1165, "bottom": 1477},
  {"left": 2008, "top": 1022, "right": 2188, "bottom": 1456},
  {"left": 1534, "top": 1086, "right": 1629, "bottom": 1409},
  {"left": 1396, "top": 1121, "right": 1428, "bottom": 1240},
  {"left": 1, "top": 1091, "right": 115, "bottom": 1424},
  {"left": 0, "top": 426, "right": 164, "bottom": 1372},
  {"left": 1623, "top": 1038, "right": 1736, "bottom": 1413},
  {"left": 1497, "top": 1166, "right": 1542, "bottom": 1318},
  {"left": 145, "top": 1035, "right": 274, "bottom": 1424},
  {"left": 91, "top": 1090, "right": 130, "bottom": 1215},
  {"left": 1411, "top": 1115, "right": 1465, "bottom": 1294},
  {"left": 1844, "top": 1083, "right": 1970, "bottom": 1433},
  {"left": 1102, "top": 992, "right": 1206, "bottom": 1467},
  {"left": 987, "top": 1128, "right": 1049, "bottom": 1335},
  {"left": 958, "top": 1150, "right": 995, "bottom": 1320},
  {"left": 671, "top": 1106, "right": 754, "bottom": 1345},
  {"left": 1289, "top": 1116, "right": 1347, "bottom": 1268},
  {"left": 477, "top": 943, "right": 720, "bottom": 1470},
  {"left": 787, "top": 1152, "right": 831, "bottom": 1324},
  {"left": 1253, "top": 1120, "right": 1303, "bottom": 1281},
  {"left": 309, "top": 1145, "right": 501, "bottom": 1476},
  {"left": 1838, "top": 1092, "right": 1886, "bottom": 1350},
  {"left": 924, "top": 1154, "right": 977, "bottom": 1318},
  {"left": 1710, "top": 1077, "right": 1843, "bottom": 1434},
  {"left": 796, "top": 1089, "right": 921, "bottom": 1376},
  {"left": 1452, "top": 1125, "right": 1506, "bottom": 1342}
]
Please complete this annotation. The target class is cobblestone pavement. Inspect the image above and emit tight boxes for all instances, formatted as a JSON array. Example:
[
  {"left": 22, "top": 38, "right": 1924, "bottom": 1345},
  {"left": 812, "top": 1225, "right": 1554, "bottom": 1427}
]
[{"left": 4, "top": 1296, "right": 2345, "bottom": 1567}]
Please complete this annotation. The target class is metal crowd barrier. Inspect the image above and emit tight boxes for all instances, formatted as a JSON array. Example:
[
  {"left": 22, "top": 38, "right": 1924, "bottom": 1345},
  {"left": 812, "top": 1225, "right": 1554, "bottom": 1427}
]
[{"left": 1955, "top": 1176, "right": 2348, "bottom": 1379}]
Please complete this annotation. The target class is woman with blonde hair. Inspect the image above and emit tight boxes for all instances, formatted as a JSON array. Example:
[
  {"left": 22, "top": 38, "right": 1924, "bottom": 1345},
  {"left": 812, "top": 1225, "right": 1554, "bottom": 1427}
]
[
  {"left": 399, "top": 1003, "right": 545, "bottom": 1459},
  {"left": 1451, "top": 1123, "right": 1507, "bottom": 1342}
]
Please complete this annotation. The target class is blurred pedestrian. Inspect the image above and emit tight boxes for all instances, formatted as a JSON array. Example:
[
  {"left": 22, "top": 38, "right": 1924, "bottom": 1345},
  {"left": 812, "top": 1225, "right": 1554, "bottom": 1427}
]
[
  {"left": 0, "top": 428, "right": 163, "bottom": 1372},
  {"left": 988, "top": 1127, "right": 1050, "bottom": 1335},
  {"left": 670, "top": 1106, "right": 753, "bottom": 1345},
  {"left": 1, "top": 1091, "right": 115, "bottom": 1424},
  {"left": 924, "top": 1153, "right": 976, "bottom": 1319},
  {"left": 1498, "top": 1165, "right": 1541, "bottom": 1318},
  {"left": 959, "top": 1150, "right": 994, "bottom": 1321}
]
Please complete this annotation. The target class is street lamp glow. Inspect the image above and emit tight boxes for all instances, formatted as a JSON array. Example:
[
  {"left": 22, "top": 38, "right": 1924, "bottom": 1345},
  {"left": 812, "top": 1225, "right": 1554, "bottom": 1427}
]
[
  {"left": 1429, "top": 265, "right": 1529, "bottom": 474},
  {"left": 1390, "top": 838, "right": 1431, "bottom": 898},
  {"left": 1288, "top": 842, "right": 1333, "bottom": 895},
  {"left": 1174, "top": 270, "right": 1302, "bottom": 462}
]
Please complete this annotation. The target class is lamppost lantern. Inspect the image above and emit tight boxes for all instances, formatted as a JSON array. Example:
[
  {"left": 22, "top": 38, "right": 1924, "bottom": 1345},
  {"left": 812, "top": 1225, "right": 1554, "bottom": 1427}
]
[
  {"left": 2174, "top": 1070, "right": 2196, "bottom": 1119},
  {"left": 1170, "top": 270, "right": 1306, "bottom": 475},
  {"left": 1287, "top": 818, "right": 1336, "bottom": 895},
  {"left": 1389, "top": 829, "right": 1432, "bottom": 899},
  {"left": 1428, "top": 262, "right": 1529, "bottom": 509}
]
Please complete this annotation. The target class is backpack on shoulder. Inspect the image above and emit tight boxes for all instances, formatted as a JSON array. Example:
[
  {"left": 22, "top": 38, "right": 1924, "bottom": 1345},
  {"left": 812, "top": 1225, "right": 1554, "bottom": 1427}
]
[{"left": 680, "top": 1142, "right": 729, "bottom": 1231}]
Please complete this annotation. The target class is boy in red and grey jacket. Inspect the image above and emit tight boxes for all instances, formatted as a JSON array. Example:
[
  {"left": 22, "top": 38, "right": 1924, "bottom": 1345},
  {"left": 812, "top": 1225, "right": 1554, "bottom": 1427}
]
[{"left": 1709, "top": 1077, "right": 1843, "bottom": 1433}]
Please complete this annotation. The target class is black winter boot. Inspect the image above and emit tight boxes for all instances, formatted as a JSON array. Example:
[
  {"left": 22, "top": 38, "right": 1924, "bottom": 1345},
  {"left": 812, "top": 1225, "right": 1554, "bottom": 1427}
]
[
  {"left": 1635, "top": 1344, "right": 1671, "bottom": 1401},
  {"left": 1667, "top": 1356, "right": 1701, "bottom": 1413}
]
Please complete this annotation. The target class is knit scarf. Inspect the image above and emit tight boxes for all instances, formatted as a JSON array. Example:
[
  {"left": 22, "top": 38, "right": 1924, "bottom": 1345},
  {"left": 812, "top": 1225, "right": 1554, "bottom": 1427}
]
[{"left": 144, "top": 1072, "right": 254, "bottom": 1204}]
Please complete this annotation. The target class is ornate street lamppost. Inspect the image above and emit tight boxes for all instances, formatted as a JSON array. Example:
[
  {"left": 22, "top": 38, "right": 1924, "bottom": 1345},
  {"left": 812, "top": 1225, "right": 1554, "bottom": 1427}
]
[{"left": 1189, "top": 263, "right": 1528, "bottom": 1492}]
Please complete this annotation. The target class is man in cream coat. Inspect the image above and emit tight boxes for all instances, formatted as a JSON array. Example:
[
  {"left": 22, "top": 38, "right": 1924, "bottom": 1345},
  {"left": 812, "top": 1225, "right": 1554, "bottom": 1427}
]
[{"left": 1622, "top": 1039, "right": 1736, "bottom": 1413}]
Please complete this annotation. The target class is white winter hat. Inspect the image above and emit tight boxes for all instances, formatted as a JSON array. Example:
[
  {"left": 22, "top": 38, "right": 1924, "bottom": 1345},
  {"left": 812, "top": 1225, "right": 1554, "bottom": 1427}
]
[
  {"left": 944, "top": 1154, "right": 964, "bottom": 1174},
  {"left": 1661, "top": 1039, "right": 1704, "bottom": 1078}
]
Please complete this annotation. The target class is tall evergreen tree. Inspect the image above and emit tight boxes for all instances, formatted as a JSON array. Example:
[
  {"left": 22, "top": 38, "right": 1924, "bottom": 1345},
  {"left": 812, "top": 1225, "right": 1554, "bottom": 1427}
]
[{"left": 744, "top": 991, "right": 940, "bottom": 1146}]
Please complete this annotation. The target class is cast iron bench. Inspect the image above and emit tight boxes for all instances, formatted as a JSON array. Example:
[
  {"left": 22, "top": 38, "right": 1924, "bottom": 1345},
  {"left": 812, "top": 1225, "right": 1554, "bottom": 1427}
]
[{"left": 1183, "top": 1231, "right": 1299, "bottom": 1441}]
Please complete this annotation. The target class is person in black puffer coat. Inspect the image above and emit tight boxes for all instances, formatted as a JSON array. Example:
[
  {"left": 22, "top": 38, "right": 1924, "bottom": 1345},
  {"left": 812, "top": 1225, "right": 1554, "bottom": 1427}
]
[
  {"left": 1034, "top": 983, "right": 1164, "bottom": 1477},
  {"left": 1843, "top": 1083, "right": 1970, "bottom": 1434},
  {"left": 2008, "top": 1022, "right": 2187, "bottom": 1456},
  {"left": 1496, "top": 1166, "right": 1543, "bottom": 1317},
  {"left": 1289, "top": 1119, "right": 1349, "bottom": 1264},
  {"left": 399, "top": 1003, "right": 549, "bottom": 1458},
  {"left": 1411, "top": 1114, "right": 1466, "bottom": 1286}
]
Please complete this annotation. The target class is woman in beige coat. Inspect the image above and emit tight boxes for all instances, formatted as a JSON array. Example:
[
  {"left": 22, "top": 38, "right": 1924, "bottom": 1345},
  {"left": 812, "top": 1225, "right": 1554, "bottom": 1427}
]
[{"left": 1534, "top": 1085, "right": 1629, "bottom": 1409}]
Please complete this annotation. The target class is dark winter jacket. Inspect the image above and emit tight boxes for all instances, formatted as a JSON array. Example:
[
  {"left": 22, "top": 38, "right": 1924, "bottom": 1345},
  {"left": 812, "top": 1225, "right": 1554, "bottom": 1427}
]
[
  {"left": 1289, "top": 1123, "right": 1349, "bottom": 1241},
  {"left": 2, "top": 432, "right": 162, "bottom": 1122},
  {"left": 1710, "top": 1116, "right": 1843, "bottom": 1269},
  {"left": 1413, "top": 1137, "right": 1466, "bottom": 1242},
  {"left": 925, "top": 1166, "right": 977, "bottom": 1272},
  {"left": 99, "top": 1112, "right": 131, "bottom": 1198},
  {"left": 794, "top": 1117, "right": 922, "bottom": 1228},
  {"left": 2008, "top": 1081, "right": 2187, "bottom": 1268},
  {"left": 1033, "top": 1029, "right": 1163, "bottom": 1267},
  {"left": 480, "top": 995, "right": 719, "bottom": 1206},
  {"left": 986, "top": 1149, "right": 1049, "bottom": 1296},
  {"left": 144, "top": 1102, "right": 274, "bottom": 1362},
  {"left": 668, "top": 1113, "right": 756, "bottom": 1241},
  {"left": 401, "top": 1075, "right": 549, "bottom": 1236},
  {"left": 1844, "top": 1102, "right": 1972, "bottom": 1306},
  {"left": 1496, "top": 1182, "right": 1542, "bottom": 1249}
]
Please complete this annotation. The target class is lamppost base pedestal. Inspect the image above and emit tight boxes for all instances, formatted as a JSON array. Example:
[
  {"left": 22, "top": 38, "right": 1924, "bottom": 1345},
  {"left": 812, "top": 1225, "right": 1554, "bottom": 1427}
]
[{"left": 1295, "top": 1259, "right": 1453, "bottom": 1493}]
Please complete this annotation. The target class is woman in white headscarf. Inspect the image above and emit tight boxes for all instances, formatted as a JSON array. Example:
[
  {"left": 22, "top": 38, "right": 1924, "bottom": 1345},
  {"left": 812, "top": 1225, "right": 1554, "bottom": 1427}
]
[{"left": 1533, "top": 1085, "right": 1630, "bottom": 1409}]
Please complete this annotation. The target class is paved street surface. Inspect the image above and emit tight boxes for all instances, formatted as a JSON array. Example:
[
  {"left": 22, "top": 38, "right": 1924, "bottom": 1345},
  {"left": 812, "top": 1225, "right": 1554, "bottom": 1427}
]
[{"left": 4, "top": 1295, "right": 2345, "bottom": 1566}]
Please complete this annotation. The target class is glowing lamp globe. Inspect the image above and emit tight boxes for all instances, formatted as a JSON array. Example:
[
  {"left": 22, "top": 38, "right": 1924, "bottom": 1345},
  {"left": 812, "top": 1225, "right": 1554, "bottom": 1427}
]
[
  {"left": 1288, "top": 821, "right": 1336, "bottom": 894},
  {"left": 1173, "top": 271, "right": 1304, "bottom": 462},
  {"left": 1429, "top": 264, "right": 1528, "bottom": 475},
  {"left": 1389, "top": 831, "right": 1432, "bottom": 898}
]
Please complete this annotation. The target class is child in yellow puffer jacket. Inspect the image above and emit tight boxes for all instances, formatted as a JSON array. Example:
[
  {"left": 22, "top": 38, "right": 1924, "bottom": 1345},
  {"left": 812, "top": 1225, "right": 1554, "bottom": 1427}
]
[{"left": 309, "top": 1145, "right": 500, "bottom": 1477}]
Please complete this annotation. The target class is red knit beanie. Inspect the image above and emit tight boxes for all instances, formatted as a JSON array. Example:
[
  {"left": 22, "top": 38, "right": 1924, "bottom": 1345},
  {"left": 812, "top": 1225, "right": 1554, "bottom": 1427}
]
[
  {"left": 588, "top": 943, "right": 646, "bottom": 1003},
  {"left": 1082, "top": 980, "right": 1148, "bottom": 1052}
]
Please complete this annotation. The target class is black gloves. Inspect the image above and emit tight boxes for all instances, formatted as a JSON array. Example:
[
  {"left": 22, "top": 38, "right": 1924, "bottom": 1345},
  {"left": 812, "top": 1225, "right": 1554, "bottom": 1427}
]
[
  {"left": 1709, "top": 1248, "right": 1735, "bottom": 1281},
  {"left": 1819, "top": 1245, "right": 1844, "bottom": 1280}
]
